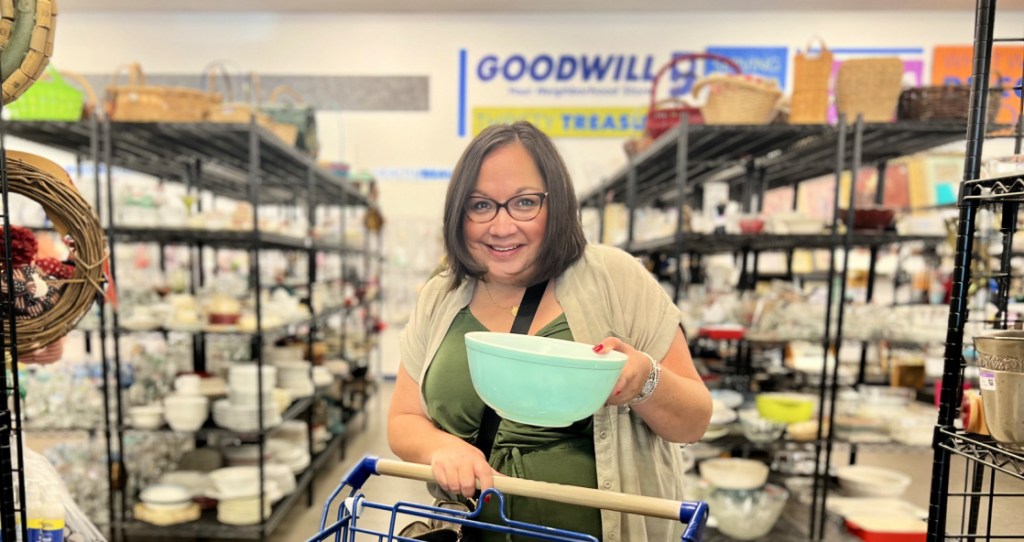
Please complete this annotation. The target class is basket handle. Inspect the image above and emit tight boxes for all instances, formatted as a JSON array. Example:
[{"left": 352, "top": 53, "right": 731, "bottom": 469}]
[
  {"left": 649, "top": 53, "right": 741, "bottom": 112},
  {"left": 267, "top": 84, "right": 305, "bottom": 105},
  {"left": 110, "top": 62, "right": 146, "bottom": 88},
  {"left": 375, "top": 458, "right": 696, "bottom": 523},
  {"left": 202, "top": 61, "right": 236, "bottom": 102},
  {"left": 802, "top": 35, "right": 830, "bottom": 59}
]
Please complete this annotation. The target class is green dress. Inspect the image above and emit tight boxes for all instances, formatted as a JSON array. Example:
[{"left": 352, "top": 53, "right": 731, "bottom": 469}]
[{"left": 423, "top": 307, "right": 602, "bottom": 541}]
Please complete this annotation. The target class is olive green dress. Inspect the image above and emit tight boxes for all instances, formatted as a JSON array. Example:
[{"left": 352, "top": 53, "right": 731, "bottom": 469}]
[{"left": 423, "top": 307, "right": 602, "bottom": 541}]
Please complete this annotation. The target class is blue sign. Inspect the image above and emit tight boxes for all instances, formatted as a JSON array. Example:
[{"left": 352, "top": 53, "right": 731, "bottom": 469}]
[{"left": 705, "top": 46, "right": 789, "bottom": 89}]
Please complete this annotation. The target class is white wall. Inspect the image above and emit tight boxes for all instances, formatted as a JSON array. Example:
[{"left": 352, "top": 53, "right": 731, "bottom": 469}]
[{"left": 46, "top": 9, "right": 1024, "bottom": 375}]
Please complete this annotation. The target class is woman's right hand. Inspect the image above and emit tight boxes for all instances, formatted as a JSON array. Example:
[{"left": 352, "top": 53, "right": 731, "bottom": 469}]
[{"left": 429, "top": 442, "right": 496, "bottom": 499}]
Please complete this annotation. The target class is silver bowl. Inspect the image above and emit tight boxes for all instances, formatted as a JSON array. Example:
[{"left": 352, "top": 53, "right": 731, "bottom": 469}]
[
  {"left": 978, "top": 368, "right": 1024, "bottom": 452},
  {"left": 973, "top": 331, "right": 1024, "bottom": 451},
  {"left": 974, "top": 330, "right": 1024, "bottom": 373}
]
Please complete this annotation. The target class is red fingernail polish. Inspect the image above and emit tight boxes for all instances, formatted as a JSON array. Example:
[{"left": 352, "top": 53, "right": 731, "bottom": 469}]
[
  {"left": 593, "top": 344, "right": 604, "bottom": 353},
  {"left": 614, "top": 387, "right": 621, "bottom": 396},
  {"left": 484, "top": 495, "right": 491, "bottom": 504}
]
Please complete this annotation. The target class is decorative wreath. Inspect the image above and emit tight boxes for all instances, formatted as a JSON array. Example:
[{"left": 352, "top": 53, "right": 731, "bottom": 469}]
[
  {"left": 1, "top": 0, "right": 58, "bottom": 104},
  {"left": 2, "top": 150, "right": 106, "bottom": 357}
]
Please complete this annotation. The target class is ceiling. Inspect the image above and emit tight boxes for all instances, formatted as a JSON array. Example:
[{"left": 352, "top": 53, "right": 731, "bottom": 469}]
[{"left": 57, "top": 0, "right": 1024, "bottom": 12}]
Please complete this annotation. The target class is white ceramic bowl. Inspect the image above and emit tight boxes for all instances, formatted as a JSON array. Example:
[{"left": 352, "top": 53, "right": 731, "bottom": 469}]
[
  {"left": 835, "top": 465, "right": 912, "bottom": 498},
  {"left": 129, "top": 405, "right": 164, "bottom": 429},
  {"left": 140, "top": 484, "right": 191, "bottom": 511},
  {"left": 700, "top": 458, "right": 769, "bottom": 490}
]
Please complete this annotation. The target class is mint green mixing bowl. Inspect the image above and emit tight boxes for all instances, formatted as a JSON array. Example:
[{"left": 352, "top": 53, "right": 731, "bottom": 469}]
[{"left": 464, "top": 331, "right": 627, "bottom": 427}]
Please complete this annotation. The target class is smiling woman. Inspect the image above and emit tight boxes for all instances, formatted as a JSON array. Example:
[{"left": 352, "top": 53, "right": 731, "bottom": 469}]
[{"left": 388, "top": 121, "right": 712, "bottom": 542}]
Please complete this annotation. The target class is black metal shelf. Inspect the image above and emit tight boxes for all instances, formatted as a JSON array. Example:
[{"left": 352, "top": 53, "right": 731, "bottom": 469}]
[
  {"left": 938, "top": 427, "right": 1024, "bottom": 481},
  {"left": 114, "top": 305, "right": 350, "bottom": 337},
  {"left": 121, "top": 431, "right": 344, "bottom": 540},
  {"left": 626, "top": 232, "right": 945, "bottom": 256},
  {"left": 962, "top": 173, "right": 1024, "bottom": 204},
  {"left": 110, "top": 227, "right": 363, "bottom": 254},
  {"left": 580, "top": 121, "right": 969, "bottom": 208},
  {"left": 3, "top": 120, "right": 371, "bottom": 207}
]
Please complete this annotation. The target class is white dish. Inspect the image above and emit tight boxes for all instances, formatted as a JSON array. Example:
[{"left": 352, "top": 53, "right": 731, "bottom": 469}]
[
  {"left": 140, "top": 484, "right": 191, "bottom": 510},
  {"left": 700, "top": 458, "right": 769, "bottom": 490},
  {"left": 835, "top": 465, "right": 912, "bottom": 498},
  {"left": 700, "top": 425, "right": 730, "bottom": 442}
]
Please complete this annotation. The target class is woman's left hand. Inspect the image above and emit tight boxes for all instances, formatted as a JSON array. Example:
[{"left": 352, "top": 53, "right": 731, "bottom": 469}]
[{"left": 593, "top": 337, "right": 650, "bottom": 406}]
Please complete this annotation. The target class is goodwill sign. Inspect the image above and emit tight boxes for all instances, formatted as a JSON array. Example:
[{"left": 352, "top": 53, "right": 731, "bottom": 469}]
[{"left": 460, "top": 48, "right": 740, "bottom": 138}]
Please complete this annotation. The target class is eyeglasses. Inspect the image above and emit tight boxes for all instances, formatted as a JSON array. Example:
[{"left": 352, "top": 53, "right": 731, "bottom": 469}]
[{"left": 464, "top": 192, "right": 548, "bottom": 223}]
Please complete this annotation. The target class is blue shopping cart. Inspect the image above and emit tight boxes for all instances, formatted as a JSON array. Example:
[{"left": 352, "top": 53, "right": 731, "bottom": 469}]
[{"left": 309, "top": 455, "right": 709, "bottom": 542}]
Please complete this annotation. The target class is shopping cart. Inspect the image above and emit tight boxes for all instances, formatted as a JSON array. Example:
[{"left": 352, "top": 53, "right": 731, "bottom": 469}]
[{"left": 309, "top": 455, "right": 709, "bottom": 542}]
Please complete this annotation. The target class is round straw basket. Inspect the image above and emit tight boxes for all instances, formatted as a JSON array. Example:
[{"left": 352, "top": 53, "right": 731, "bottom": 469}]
[{"left": 3, "top": 150, "right": 106, "bottom": 356}]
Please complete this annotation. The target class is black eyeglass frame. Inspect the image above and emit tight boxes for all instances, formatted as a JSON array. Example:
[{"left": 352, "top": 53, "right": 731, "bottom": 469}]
[{"left": 463, "top": 192, "right": 549, "bottom": 223}]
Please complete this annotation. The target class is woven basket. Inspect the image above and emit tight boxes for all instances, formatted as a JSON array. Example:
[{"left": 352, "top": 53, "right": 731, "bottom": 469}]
[
  {"left": 835, "top": 57, "right": 904, "bottom": 122},
  {"left": 2, "top": 151, "right": 106, "bottom": 358},
  {"left": 790, "top": 37, "right": 833, "bottom": 124},
  {"left": 203, "top": 62, "right": 277, "bottom": 130},
  {"left": 106, "top": 62, "right": 221, "bottom": 122},
  {"left": 897, "top": 86, "right": 1003, "bottom": 124},
  {"left": 1, "top": 0, "right": 57, "bottom": 105},
  {"left": 692, "top": 74, "right": 782, "bottom": 125},
  {"left": 645, "top": 53, "right": 741, "bottom": 139},
  {"left": 260, "top": 84, "right": 318, "bottom": 156}
]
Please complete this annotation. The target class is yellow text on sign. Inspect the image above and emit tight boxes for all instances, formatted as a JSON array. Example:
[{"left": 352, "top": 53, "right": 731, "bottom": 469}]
[{"left": 472, "top": 107, "right": 647, "bottom": 138}]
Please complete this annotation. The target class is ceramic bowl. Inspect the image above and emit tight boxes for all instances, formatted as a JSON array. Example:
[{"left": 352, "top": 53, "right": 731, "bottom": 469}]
[
  {"left": 699, "top": 458, "right": 769, "bottom": 490},
  {"left": 835, "top": 465, "right": 911, "bottom": 498},
  {"left": 464, "top": 332, "right": 626, "bottom": 427}
]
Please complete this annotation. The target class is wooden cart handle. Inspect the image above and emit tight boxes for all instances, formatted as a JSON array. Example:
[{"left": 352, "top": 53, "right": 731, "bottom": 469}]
[{"left": 376, "top": 458, "right": 682, "bottom": 521}]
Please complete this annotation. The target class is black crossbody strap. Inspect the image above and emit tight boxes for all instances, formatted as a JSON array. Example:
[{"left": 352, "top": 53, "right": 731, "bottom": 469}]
[{"left": 475, "top": 281, "right": 547, "bottom": 459}]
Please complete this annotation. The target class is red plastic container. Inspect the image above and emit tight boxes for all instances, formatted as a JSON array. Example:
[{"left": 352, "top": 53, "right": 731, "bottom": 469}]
[
  {"left": 845, "top": 516, "right": 926, "bottom": 542},
  {"left": 698, "top": 325, "right": 746, "bottom": 341}
]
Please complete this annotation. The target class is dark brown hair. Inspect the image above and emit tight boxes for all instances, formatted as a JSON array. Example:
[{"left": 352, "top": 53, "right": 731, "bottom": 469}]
[{"left": 443, "top": 121, "right": 587, "bottom": 288}]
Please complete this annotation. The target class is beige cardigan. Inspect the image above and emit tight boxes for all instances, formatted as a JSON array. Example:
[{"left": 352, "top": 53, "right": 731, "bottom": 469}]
[{"left": 400, "top": 243, "right": 689, "bottom": 541}]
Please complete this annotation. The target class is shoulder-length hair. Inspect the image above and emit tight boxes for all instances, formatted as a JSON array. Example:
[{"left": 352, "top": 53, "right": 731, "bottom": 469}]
[{"left": 443, "top": 121, "right": 587, "bottom": 289}]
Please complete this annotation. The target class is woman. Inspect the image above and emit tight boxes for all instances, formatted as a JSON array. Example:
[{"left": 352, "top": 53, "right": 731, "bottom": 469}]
[{"left": 388, "top": 121, "right": 711, "bottom": 541}]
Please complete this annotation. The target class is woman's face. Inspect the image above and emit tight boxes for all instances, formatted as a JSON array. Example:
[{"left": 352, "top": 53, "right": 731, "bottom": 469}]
[{"left": 463, "top": 142, "right": 548, "bottom": 286}]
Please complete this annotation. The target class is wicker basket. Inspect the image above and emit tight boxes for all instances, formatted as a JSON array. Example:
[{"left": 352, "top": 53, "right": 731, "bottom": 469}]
[
  {"left": 1, "top": 0, "right": 57, "bottom": 105},
  {"left": 692, "top": 74, "right": 782, "bottom": 125},
  {"left": 645, "top": 53, "right": 741, "bottom": 139},
  {"left": 202, "top": 63, "right": 283, "bottom": 136},
  {"left": 897, "top": 86, "right": 1003, "bottom": 124},
  {"left": 2, "top": 151, "right": 106, "bottom": 358},
  {"left": 835, "top": 57, "right": 904, "bottom": 122},
  {"left": 106, "top": 62, "right": 221, "bottom": 122},
  {"left": 790, "top": 37, "right": 833, "bottom": 124},
  {"left": 260, "top": 85, "right": 318, "bottom": 156}
]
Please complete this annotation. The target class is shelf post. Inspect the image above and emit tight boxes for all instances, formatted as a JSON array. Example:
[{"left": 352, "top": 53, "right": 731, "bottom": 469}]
[
  {"left": 928, "top": 1, "right": 995, "bottom": 540},
  {"left": 810, "top": 113, "right": 848, "bottom": 541},
  {"left": 674, "top": 116, "right": 690, "bottom": 303}
]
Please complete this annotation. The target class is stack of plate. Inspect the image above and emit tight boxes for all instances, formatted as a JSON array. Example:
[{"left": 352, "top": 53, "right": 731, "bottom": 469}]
[
  {"left": 212, "top": 399, "right": 281, "bottom": 433},
  {"left": 276, "top": 361, "right": 315, "bottom": 398},
  {"left": 215, "top": 365, "right": 281, "bottom": 432},
  {"left": 216, "top": 494, "right": 275, "bottom": 525},
  {"left": 268, "top": 438, "right": 310, "bottom": 474},
  {"left": 312, "top": 366, "right": 333, "bottom": 388},
  {"left": 264, "top": 462, "right": 297, "bottom": 495},
  {"left": 271, "top": 420, "right": 309, "bottom": 451}
]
